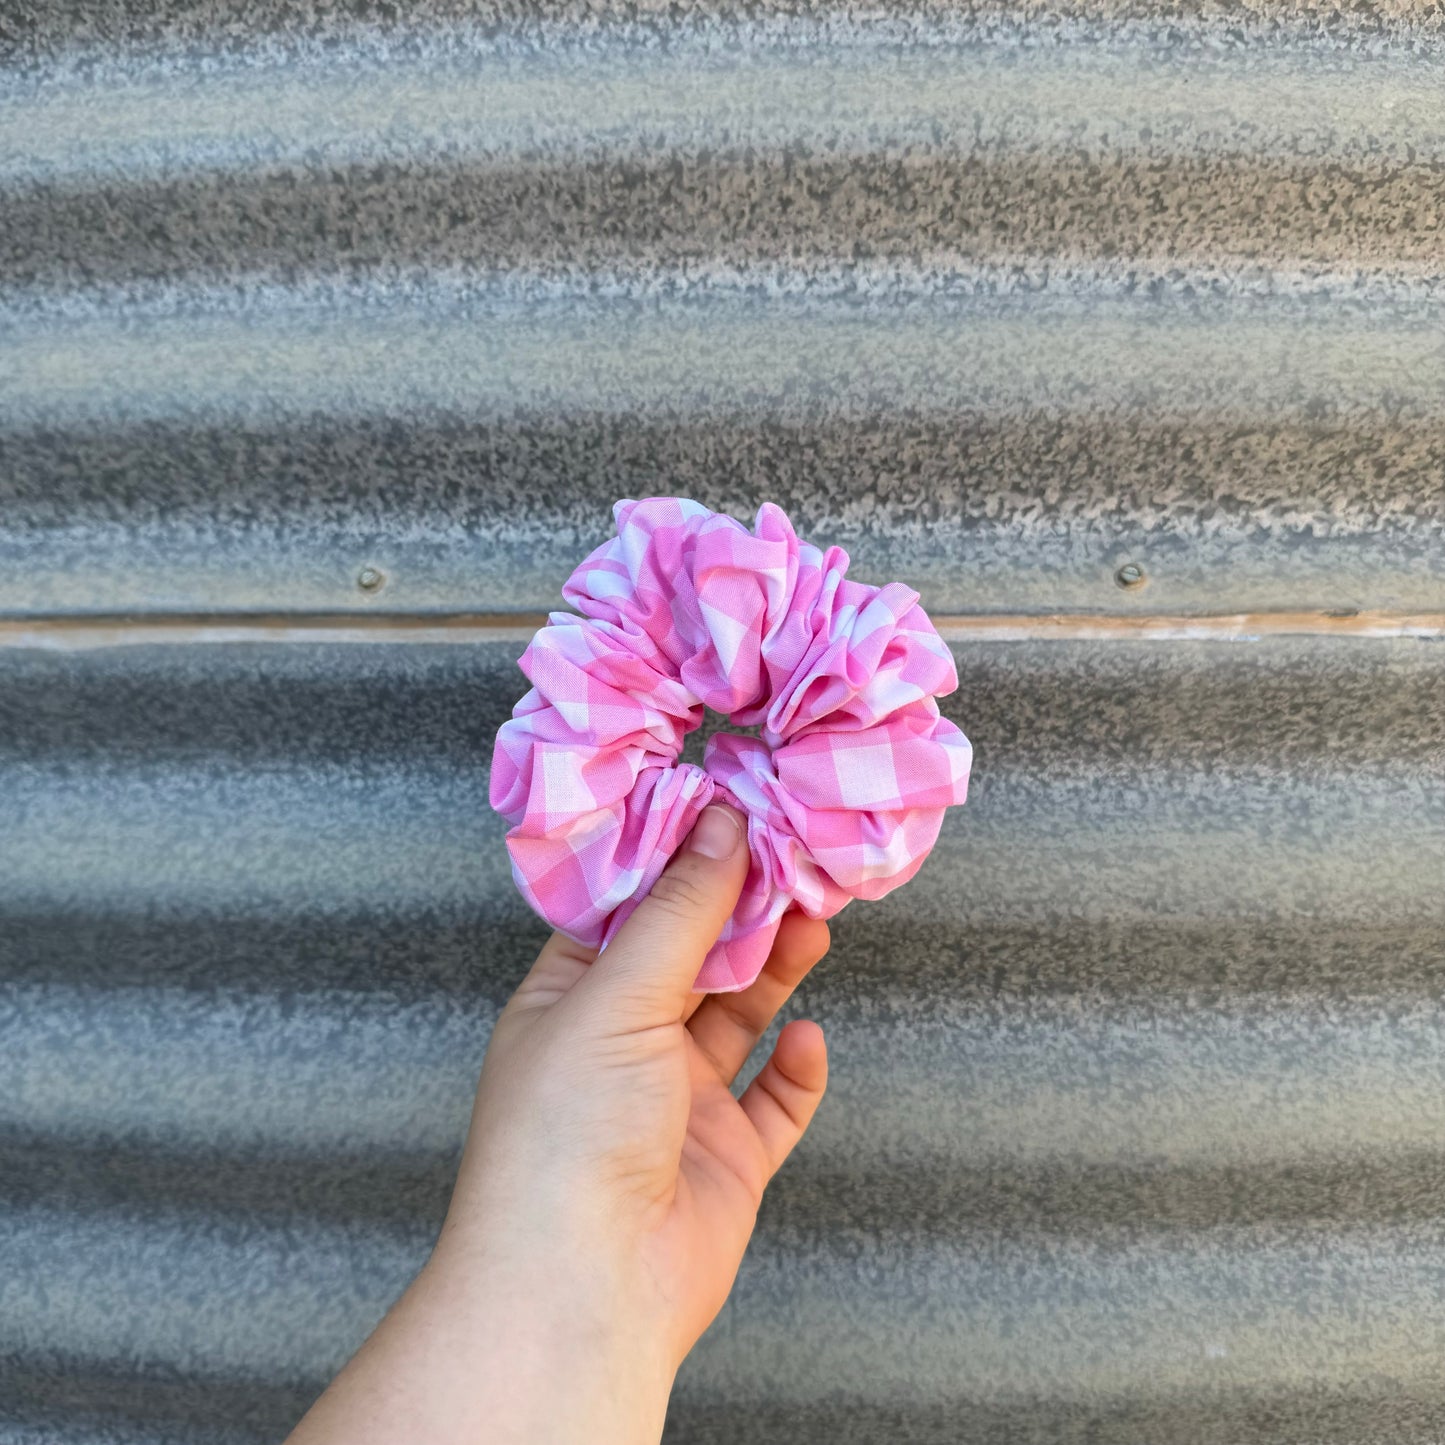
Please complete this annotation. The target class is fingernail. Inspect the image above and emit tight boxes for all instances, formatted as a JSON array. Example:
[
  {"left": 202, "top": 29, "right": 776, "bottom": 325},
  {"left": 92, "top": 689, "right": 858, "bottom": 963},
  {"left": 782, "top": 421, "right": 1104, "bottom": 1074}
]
[{"left": 689, "top": 804, "right": 743, "bottom": 861}]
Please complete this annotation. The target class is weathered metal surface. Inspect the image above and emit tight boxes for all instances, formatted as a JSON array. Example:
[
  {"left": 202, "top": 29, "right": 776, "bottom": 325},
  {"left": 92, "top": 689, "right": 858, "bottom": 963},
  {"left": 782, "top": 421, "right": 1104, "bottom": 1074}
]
[
  {"left": 3, "top": 636, "right": 1444, "bottom": 1441},
  {"left": 4, "top": 11, "right": 1445, "bottom": 617},
  {"left": 3, "top": 1, "right": 1445, "bottom": 1440}
]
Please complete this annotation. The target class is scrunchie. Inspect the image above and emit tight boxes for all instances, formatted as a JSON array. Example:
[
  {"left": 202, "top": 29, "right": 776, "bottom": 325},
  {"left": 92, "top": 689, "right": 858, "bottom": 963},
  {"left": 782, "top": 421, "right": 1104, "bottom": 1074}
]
[{"left": 489, "top": 498, "right": 972, "bottom": 993}]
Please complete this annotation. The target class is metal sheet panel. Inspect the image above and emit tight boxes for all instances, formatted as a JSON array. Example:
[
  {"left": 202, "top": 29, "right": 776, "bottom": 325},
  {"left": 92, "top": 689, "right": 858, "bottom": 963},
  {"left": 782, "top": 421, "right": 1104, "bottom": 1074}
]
[
  {"left": 2, "top": 3, "right": 1444, "bottom": 1441},
  {"left": 5, "top": 9, "right": 1445, "bottom": 617}
]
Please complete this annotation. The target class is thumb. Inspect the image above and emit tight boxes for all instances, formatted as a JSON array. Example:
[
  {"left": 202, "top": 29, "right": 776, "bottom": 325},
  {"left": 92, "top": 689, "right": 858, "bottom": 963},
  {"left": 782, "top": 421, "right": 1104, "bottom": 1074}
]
[{"left": 576, "top": 803, "right": 749, "bottom": 1029}]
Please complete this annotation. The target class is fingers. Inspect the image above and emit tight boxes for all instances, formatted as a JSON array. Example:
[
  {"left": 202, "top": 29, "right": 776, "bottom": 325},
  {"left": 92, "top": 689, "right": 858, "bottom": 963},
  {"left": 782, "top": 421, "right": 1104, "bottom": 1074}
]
[
  {"left": 739, "top": 1019, "right": 828, "bottom": 1181},
  {"left": 575, "top": 803, "right": 750, "bottom": 1030},
  {"left": 509, "top": 929, "right": 599, "bottom": 1012},
  {"left": 687, "top": 913, "right": 830, "bottom": 1085}
]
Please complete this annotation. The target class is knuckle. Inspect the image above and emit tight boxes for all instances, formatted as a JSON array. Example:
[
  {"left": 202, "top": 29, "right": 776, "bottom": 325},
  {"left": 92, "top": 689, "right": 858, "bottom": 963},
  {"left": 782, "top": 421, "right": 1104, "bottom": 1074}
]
[
  {"left": 762, "top": 1072, "right": 808, "bottom": 1131},
  {"left": 644, "top": 866, "right": 712, "bottom": 918},
  {"left": 717, "top": 992, "right": 761, "bottom": 1038}
]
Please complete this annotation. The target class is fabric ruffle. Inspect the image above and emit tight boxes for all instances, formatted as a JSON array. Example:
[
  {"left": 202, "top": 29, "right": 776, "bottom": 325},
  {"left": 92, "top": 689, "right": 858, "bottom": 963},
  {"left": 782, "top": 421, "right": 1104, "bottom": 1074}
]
[{"left": 490, "top": 497, "right": 972, "bottom": 992}]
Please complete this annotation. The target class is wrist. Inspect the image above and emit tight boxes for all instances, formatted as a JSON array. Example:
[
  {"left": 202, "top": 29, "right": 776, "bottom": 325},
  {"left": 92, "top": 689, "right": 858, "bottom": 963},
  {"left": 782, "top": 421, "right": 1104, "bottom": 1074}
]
[{"left": 413, "top": 1227, "right": 677, "bottom": 1445}]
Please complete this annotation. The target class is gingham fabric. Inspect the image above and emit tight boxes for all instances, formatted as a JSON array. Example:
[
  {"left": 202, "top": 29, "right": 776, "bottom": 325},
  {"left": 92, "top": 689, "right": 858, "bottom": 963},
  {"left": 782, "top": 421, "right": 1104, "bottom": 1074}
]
[{"left": 489, "top": 498, "right": 972, "bottom": 993}]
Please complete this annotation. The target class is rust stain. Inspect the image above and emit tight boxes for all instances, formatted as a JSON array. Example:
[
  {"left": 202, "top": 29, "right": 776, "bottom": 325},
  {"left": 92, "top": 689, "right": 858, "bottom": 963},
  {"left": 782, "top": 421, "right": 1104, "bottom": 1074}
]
[
  {"left": 928, "top": 612, "right": 1445, "bottom": 642},
  {"left": 2, "top": 610, "right": 1443, "bottom": 652}
]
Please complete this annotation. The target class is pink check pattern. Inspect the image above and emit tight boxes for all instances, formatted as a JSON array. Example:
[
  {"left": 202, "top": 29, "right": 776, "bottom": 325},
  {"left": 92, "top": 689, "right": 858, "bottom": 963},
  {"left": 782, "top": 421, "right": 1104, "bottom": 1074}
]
[{"left": 489, "top": 498, "right": 972, "bottom": 993}]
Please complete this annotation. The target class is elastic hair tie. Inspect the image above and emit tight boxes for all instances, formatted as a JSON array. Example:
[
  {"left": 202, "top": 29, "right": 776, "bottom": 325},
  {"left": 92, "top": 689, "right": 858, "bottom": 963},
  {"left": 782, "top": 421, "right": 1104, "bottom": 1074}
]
[{"left": 490, "top": 497, "right": 972, "bottom": 993}]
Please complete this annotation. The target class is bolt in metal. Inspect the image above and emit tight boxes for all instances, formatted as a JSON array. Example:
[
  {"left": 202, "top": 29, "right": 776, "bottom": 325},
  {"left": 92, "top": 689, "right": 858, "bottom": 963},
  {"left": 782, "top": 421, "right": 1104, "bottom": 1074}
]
[
  {"left": 357, "top": 566, "right": 385, "bottom": 592},
  {"left": 1115, "top": 562, "right": 1146, "bottom": 590}
]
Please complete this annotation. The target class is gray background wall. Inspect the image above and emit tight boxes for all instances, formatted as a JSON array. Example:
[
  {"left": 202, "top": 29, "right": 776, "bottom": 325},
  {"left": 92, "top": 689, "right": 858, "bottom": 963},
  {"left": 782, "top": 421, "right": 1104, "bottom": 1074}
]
[{"left": 2, "top": 2, "right": 1444, "bottom": 1440}]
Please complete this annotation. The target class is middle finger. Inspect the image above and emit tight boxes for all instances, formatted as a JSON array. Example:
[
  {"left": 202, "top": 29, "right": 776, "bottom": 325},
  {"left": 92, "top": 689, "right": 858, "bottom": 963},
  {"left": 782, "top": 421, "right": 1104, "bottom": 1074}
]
[{"left": 686, "top": 912, "right": 830, "bottom": 1085}]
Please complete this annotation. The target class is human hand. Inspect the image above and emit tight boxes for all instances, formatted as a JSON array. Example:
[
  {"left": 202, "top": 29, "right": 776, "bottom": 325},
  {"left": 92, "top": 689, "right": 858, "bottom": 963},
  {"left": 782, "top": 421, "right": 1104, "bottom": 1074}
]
[{"left": 287, "top": 802, "right": 830, "bottom": 1445}]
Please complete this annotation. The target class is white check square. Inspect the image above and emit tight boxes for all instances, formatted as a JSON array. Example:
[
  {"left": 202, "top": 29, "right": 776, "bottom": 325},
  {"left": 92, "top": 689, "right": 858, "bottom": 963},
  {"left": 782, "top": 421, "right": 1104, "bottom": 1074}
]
[{"left": 832, "top": 741, "right": 902, "bottom": 808}]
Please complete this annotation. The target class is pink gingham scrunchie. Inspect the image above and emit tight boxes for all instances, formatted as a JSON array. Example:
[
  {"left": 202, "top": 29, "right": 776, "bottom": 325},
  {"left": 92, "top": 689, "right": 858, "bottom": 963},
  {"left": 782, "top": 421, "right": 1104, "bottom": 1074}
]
[{"left": 489, "top": 498, "right": 972, "bottom": 993}]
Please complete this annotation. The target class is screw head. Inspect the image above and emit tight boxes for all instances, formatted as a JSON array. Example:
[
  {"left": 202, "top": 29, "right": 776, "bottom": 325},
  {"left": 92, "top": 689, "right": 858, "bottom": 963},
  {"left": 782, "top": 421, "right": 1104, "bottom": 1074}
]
[
  {"left": 357, "top": 565, "right": 386, "bottom": 593},
  {"left": 1115, "top": 562, "right": 1146, "bottom": 590}
]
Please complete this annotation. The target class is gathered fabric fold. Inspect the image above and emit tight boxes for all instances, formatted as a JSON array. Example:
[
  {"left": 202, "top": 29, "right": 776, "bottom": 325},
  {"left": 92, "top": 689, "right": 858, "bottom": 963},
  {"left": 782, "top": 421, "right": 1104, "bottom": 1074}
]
[{"left": 490, "top": 497, "right": 972, "bottom": 992}]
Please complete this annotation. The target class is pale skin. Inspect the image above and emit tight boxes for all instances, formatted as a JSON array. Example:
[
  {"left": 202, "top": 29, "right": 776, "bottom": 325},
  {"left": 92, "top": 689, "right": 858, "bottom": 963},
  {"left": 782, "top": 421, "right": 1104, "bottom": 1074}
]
[{"left": 285, "top": 802, "right": 830, "bottom": 1444}]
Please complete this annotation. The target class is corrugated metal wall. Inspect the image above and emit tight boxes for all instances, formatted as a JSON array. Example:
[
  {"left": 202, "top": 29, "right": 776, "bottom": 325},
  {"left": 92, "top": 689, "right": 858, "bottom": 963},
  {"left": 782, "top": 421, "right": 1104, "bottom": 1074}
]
[{"left": 2, "top": 2, "right": 1444, "bottom": 1440}]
